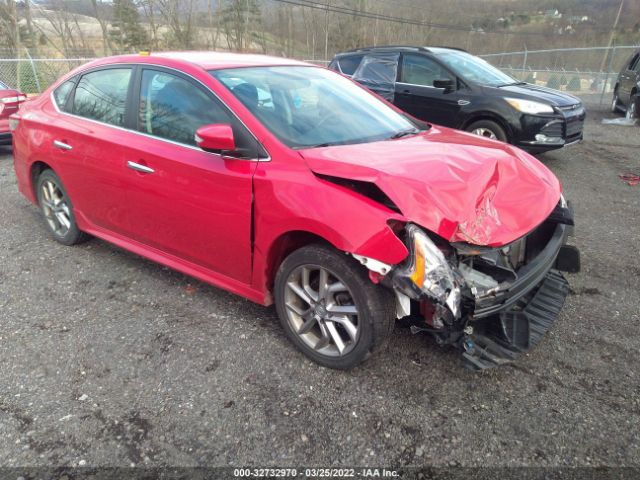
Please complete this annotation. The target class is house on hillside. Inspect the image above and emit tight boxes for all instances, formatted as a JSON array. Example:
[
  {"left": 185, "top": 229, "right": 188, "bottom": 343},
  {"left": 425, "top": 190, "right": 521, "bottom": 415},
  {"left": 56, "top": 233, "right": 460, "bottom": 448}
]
[{"left": 544, "top": 9, "right": 562, "bottom": 19}]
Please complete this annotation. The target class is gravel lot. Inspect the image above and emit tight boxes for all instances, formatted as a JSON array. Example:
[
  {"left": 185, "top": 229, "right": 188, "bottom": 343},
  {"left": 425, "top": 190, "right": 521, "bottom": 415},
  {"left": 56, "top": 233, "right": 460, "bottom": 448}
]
[{"left": 1, "top": 109, "right": 639, "bottom": 472}]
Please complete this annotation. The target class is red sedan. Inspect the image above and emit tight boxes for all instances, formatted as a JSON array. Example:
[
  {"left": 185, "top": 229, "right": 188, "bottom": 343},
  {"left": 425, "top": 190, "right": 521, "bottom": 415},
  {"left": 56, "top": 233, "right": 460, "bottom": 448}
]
[
  {"left": 0, "top": 81, "right": 26, "bottom": 145},
  {"left": 11, "top": 52, "right": 579, "bottom": 370}
]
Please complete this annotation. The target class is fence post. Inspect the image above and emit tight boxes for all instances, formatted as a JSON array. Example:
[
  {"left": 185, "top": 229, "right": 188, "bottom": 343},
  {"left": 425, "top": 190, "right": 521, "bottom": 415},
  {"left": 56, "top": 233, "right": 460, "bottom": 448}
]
[
  {"left": 522, "top": 46, "right": 528, "bottom": 81},
  {"left": 599, "top": 45, "right": 616, "bottom": 108},
  {"left": 24, "top": 48, "right": 41, "bottom": 94}
]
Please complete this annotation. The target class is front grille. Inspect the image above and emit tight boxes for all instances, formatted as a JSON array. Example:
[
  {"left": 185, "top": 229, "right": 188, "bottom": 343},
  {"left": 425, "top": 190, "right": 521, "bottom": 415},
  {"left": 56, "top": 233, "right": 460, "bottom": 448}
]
[
  {"left": 557, "top": 103, "right": 582, "bottom": 112},
  {"left": 540, "top": 120, "right": 563, "bottom": 137}
]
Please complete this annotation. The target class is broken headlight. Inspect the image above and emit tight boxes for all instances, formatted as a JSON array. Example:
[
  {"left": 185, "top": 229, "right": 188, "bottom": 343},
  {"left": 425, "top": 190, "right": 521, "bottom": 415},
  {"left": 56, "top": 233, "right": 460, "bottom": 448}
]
[{"left": 394, "top": 224, "right": 462, "bottom": 319}]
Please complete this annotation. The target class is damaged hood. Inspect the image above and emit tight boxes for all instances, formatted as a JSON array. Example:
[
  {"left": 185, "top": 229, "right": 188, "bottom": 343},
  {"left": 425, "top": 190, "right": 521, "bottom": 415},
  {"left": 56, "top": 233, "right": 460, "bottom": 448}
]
[{"left": 298, "top": 126, "right": 561, "bottom": 247}]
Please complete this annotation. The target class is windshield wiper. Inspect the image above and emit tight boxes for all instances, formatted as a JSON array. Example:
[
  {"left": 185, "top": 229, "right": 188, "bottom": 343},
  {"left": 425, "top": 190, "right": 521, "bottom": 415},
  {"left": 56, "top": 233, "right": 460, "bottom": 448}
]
[
  {"left": 497, "top": 81, "right": 527, "bottom": 87},
  {"left": 303, "top": 142, "right": 334, "bottom": 149},
  {"left": 389, "top": 128, "right": 420, "bottom": 140}
]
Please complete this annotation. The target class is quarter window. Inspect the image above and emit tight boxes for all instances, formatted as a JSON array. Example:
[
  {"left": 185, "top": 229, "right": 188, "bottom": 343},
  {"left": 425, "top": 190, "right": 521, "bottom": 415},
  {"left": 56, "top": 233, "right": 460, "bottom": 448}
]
[
  {"left": 401, "top": 54, "right": 453, "bottom": 87},
  {"left": 53, "top": 79, "right": 75, "bottom": 112},
  {"left": 337, "top": 55, "right": 364, "bottom": 75},
  {"left": 73, "top": 68, "right": 132, "bottom": 126},
  {"left": 138, "top": 70, "right": 232, "bottom": 146}
]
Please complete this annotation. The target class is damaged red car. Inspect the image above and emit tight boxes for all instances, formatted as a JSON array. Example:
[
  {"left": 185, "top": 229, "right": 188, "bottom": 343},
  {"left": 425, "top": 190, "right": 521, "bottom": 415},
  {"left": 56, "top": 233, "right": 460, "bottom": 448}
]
[{"left": 11, "top": 53, "right": 580, "bottom": 370}]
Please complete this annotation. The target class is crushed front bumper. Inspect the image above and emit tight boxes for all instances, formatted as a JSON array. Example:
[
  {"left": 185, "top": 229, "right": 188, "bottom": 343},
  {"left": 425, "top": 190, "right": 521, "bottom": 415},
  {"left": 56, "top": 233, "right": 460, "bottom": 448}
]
[
  {"left": 462, "top": 269, "right": 569, "bottom": 370},
  {"left": 462, "top": 219, "right": 579, "bottom": 370}
]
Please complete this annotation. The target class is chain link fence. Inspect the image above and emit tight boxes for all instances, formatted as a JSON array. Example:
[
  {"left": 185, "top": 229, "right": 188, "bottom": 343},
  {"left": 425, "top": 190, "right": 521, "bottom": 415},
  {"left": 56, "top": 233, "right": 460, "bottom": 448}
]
[
  {"left": 480, "top": 45, "right": 640, "bottom": 109},
  {"left": 2, "top": 45, "right": 639, "bottom": 110},
  {"left": 0, "top": 58, "right": 95, "bottom": 94}
]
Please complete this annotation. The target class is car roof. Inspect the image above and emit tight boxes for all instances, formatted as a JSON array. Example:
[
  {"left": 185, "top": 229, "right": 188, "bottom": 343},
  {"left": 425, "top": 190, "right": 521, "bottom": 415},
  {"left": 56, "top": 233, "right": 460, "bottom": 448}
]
[
  {"left": 101, "top": 51, "right": 312, "bottom": 70},
  {"left": 336, "top": 45, "right": 467, "bottom": 57}
]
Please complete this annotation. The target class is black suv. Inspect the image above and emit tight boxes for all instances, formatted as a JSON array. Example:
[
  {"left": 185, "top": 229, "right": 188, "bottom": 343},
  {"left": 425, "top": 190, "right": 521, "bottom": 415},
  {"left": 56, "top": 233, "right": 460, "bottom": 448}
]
[
  {"left": 612, "top": 48, "right": 639, "bottom": 119},
  {"left": 330, "top": 46, "right": 586, "bottom": 154}
]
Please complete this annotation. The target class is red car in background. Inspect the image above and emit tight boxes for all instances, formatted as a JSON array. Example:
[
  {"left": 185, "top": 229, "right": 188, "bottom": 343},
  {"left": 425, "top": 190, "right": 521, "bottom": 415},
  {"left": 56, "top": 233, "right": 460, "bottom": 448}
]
[
  {"left": 0, "top": 81, "right": 26, "bottom": 145},
  {"left": 11, "top": 52, "right": 580, "bottom": 370}
]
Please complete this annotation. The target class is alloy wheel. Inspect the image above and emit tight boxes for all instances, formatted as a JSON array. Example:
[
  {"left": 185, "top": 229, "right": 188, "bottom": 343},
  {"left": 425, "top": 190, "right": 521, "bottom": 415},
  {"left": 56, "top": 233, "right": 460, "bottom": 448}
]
[
  {"left": 283, "top": 265, "right": 360, "bottom": 357},
  {"left": 40, "top": 179, "right": 72, "bottom": 237},
  {"left": 471, "top": 127, "right": 498, "bottom": 140}
]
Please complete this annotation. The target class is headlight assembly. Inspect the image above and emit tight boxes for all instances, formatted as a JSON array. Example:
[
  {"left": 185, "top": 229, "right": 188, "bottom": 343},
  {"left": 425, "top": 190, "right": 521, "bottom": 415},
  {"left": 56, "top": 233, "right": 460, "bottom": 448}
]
[
  {"left": 505, "top": 98, "right": 554, "bottom": 115},
  {"left": 396, "top": 224, "right": 462, "bottom": 319}
]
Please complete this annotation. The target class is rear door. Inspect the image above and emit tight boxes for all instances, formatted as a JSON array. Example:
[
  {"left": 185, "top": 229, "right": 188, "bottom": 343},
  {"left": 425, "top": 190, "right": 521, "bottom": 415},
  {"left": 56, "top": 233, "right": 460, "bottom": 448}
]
[
  {"left": 394, "top": 53, "right": 465, "bottom": 126},
  {"left": 121, "top": 67, "right": 259, "bottom": 283},
  {"left": 55, "top": 66, "right": 136, "bottom": 236}
]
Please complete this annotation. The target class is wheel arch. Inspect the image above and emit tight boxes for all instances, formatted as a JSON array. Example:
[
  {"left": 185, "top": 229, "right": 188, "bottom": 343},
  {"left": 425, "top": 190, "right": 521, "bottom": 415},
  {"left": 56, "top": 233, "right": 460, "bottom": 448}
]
[
  {"left": 461, "top": 112, "right": 513, "bottom": 142},
  {"left": 30, "top": 161, "right": 55, "bottom": 201}
]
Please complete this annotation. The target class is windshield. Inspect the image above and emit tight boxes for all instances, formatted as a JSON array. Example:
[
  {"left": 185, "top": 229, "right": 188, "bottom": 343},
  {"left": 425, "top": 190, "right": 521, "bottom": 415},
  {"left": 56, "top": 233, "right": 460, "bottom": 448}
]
[
  {"left": 435, "top": 51, "right": 517, "bottom": 87},
  {"left": 211, "top": 66, "right": 417, "bottom": 148}
]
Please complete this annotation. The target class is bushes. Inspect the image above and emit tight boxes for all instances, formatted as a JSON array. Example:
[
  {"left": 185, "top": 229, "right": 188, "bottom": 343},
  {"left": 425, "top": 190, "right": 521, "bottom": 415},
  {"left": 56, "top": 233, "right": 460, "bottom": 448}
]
[{"left": 567, "top": 76, "right": 582, "bottom": 91}]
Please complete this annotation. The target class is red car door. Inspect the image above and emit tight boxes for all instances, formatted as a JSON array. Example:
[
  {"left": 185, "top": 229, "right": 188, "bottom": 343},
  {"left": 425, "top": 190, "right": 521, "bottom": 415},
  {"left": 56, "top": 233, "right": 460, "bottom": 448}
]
[
  {"left": 121, "top": 67, "right": 259, "bottom": 284},
  {"left": 49, "top": 67, "right": 136, "bottom": 236}
]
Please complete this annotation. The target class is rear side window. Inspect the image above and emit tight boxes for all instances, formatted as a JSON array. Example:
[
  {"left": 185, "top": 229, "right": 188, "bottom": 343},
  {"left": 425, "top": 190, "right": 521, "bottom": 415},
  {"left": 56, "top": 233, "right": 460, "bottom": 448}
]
[
  {"left": 73, "top": 68, "right": 132, "bottom": 127},
  {"left": 337, "top": 55, "right": 364, "bottom": 75},
  {"left": 401, "top": 54, "right": 453, "bottom": 86},
  {"left": 53, "top": 79, "right": 75, "bottom": 112},
  {"left": 0, "top": 81, "right": 7, "bottom": 90}
]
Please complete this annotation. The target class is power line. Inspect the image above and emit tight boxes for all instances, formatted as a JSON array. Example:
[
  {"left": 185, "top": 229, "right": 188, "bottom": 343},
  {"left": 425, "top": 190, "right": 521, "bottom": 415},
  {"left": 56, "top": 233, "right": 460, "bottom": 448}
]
[{"left": 269, "top": 0, "right": 553, "bottom": 37}]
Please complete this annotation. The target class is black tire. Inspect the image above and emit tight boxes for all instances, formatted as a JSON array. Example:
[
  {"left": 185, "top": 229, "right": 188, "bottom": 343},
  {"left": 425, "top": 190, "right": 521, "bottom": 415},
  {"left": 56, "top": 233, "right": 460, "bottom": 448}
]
[
  {"left": 611, "top": 88, "right": 621, "bottom": 113},
  {"left": 274, "top": 244, "right": 395, "bottom": 369},
  {"left": 36, "top": 169, "right": 89, "bottom": 246},
  {"left": 626, "top": 94, "right": 638, "bottom": 120},
  {"left": 465, "top": 119, "right": 508, "bottom": 143}
]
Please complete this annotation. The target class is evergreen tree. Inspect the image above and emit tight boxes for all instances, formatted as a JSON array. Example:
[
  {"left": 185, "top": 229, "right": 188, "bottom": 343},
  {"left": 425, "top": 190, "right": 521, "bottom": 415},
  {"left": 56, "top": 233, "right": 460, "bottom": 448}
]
[{"left": 110, "top": 0, "right": 149, "bottom": 53}]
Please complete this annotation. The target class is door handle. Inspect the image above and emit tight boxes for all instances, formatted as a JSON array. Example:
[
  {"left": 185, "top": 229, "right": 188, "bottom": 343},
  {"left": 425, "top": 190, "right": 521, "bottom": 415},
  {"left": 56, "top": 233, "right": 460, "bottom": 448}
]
[
  {"left": 458, "top": 99, "right": 470, "bottom": 106},
  {"left": 53, "top": 140, "right": 72, "bottom": 151},
  {"left": 127, "top": 161, "right": 155, "bottom": 174}
]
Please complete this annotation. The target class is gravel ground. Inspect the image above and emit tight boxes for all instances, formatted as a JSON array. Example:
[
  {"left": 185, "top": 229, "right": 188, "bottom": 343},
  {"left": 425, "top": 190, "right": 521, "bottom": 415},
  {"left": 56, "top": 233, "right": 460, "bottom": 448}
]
[{"left": 0, "top": 110, "right": 639, "bottom": 472}]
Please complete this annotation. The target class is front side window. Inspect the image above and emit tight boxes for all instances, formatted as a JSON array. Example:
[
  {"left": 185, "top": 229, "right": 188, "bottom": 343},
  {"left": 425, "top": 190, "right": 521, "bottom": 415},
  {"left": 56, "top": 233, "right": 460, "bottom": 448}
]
[
  {"left": 401, "top": 54, "right": 453, "bottom": 87},
  {"left": 73, "top": 68, "right": 132, "bottom": 126},
  {"left": 435, "top": 51, "right": 516, "bottom": 87},
  {"left": 628, "top": 54, "right": 639, "bottom": 71},
  {"left": 212, "top": 66, "right": 417, "bottom": 149},
  {"left": 139, "top": 70, "right": 232, "bottom": 146},
  {"left": 53, "top": 79, "right": 76, "bottom": 112}
]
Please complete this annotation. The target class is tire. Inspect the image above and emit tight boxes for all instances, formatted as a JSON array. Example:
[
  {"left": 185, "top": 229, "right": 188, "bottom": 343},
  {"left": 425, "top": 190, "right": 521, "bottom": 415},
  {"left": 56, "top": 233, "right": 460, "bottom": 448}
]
[
  {"left": 626, "top": 94, "right": 638, "bottom": 120},
  {"left": 466, "top": 120, "right": 508, "bottom": 143},
  {"left": 274, "top": 244, "right": 395, "bottom": 369},
  {"left": 611, "top": 89, "right": 621, "bottom": 113},
  {"left": 36, "top": 169, "right": 89, "bottom": 246}
]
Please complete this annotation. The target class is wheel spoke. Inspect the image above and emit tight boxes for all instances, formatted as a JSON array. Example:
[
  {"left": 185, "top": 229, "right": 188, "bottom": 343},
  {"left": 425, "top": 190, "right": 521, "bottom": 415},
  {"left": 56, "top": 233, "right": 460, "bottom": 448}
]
[
  {"left": 325, "top": 322, "right": 346, "bottom": 355},
  {"left": 285, "top": 302, "right": 309, "bottom": 317},
  {"left": 318, "top": 268, "right": 329, "bottom": 301},
  {"left": 297, "top": 316, "right": 317, "bottom": 335},
  {"left": 328, "top": 315, "right": 358, "bottom": 341},
  {"left": 56, "top": 212, "right": 71, "bottom": 230},
  {"left": 327, "top": 281, "right": 347, "bottom": 294},
  {"left": 301, "top": 267, "right": 319, "bottom": 302},
  {"left": 327, "top": 304, "right": 358, "bottom": 316},
  {"left": 42, "top": 184, "right": 51, "bottom": 202},
  {"left": 46, "top": 182, "right": 57, "bottom": 204},
  {"left": 287, "top": 280, "right": 313, "bottom": 305}
]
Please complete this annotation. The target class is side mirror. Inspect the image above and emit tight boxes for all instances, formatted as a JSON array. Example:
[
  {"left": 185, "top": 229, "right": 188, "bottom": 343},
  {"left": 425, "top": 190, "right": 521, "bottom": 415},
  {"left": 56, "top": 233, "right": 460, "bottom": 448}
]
[
  {"left": 195, "top": 124, "right": 235, "bottom": 152},
  {"left": 433, "top": 79, "right": 455, "bottom": 91}
]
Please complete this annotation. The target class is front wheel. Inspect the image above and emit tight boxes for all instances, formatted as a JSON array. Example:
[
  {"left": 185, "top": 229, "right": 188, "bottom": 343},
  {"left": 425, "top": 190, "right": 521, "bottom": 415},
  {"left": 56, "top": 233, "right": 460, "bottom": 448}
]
[
  {"left": 274, "top": 244, "right": 395, "bottom": 369},
  {"left": 466, "top": 120, "right": 508, "bottom": 143}
]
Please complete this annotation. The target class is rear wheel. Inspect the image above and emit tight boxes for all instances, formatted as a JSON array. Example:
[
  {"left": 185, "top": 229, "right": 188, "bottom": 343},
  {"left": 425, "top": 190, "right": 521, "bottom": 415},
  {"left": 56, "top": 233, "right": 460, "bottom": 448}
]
[
  {"left": 36, "top": 170, "right": 89, "bottom": 246},
  {"left": 274, "top": 244, "right": 395, "bottom": 369},
  {"left": 626, "top": 94, "right": 637, "bottom": 120},
  {"left": 466, "top": 120, "right": 508, "bottom": 143},
  {"left": 611, "top": 89, "right": 621, "bottom": 113}
]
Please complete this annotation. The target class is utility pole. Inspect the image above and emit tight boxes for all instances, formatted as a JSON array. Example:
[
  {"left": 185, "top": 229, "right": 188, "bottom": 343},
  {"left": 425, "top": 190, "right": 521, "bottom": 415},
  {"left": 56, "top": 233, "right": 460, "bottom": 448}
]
[{"left": 599, "top": 0, "right": 624, "bottom": 73}]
